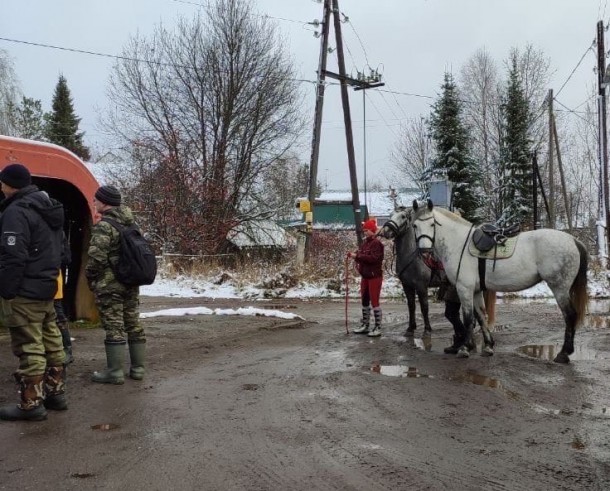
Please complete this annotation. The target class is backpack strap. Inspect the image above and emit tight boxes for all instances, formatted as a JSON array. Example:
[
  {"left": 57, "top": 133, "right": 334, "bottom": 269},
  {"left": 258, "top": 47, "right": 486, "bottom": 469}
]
[{"left": 101, "top": 217, "right": 124, "bottom": 231}]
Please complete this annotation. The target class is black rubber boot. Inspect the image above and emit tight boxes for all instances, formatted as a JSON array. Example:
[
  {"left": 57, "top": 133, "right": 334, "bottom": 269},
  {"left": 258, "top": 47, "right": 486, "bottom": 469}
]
[
  {"left": 92, "top": 342, "right": 125, "bottom": 385},
  {"left": 128, "top": 341, "right": 146, "bottom": 381},
  {"left": 444, "top": 335, "right": 465, "bottom": 354},
  {"left": 43, "top": 366, "right": 68, "bottom": 411},
  {"left": 0, "top": 374, "right": 48, "bottom": 421}
]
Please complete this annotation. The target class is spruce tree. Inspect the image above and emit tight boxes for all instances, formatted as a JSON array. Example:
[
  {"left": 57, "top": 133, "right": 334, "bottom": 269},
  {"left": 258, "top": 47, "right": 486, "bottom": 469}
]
[
  {"left": 499, "top": 55, "right": 532, "bottom": 226},
  {"left": 45, "top": 75, "right": 90, "bottom": 160},
  {"left": 428, "top": 72, "right": 482, "bottom": 221}
]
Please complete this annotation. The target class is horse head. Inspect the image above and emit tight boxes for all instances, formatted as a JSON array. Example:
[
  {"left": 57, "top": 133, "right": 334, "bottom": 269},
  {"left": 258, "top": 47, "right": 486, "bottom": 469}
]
[
  {"left": 412, "top": 198, "right": 436, "bottom": 252},
  {"left": 379, "top": 206, "right": 412, "bottom": 239}
]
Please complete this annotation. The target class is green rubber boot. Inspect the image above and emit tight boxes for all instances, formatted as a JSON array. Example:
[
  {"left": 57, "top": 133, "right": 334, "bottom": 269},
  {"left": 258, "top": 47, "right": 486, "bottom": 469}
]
[
  {"left": 91, "top": 342, "right": 125, "bottom": 385},
  {"left": 128, "top": 341, "right": 146, "bottom": 381}
]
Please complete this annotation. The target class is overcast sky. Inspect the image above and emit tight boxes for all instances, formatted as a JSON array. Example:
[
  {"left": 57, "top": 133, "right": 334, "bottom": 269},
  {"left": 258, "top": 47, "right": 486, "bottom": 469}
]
[{"left": 0, "top": 0, "right": 606, "bottom": 191}]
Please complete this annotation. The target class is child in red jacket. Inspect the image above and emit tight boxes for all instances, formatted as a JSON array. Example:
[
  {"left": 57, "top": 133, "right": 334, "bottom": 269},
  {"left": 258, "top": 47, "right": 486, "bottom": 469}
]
[{"left": 348, "top": 219, "right": 384, "bottom": 337}]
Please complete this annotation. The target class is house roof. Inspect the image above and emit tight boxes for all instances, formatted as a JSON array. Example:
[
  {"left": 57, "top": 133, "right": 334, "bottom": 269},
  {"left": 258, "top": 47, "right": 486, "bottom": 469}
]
[{"left": 317, "top": 189, "right": 421, "bottom": 218}]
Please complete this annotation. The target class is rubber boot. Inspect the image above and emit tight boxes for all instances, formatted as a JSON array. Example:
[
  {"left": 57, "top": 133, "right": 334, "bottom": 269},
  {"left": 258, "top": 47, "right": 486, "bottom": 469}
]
[
  {"left": 368, "top": 308, "right": 382, "bottom": 337},
  {"left": 353, "top": 307, "right": 371, "bottom": 334},
  {"left": 43, "top": 366, "right": 68, "bottom": 411},
  {"left": 444, "top": 301, "right": 466, "bottom": 354},
  {"left": 444, "top": 335, "right": 465, "bottom": 354},
  {"left": 91, "top": 342, "right": 125, "bottom": 385},
  {"left": 128, "top": 341, "right": 146, "bottom": 381},
  {"left": 0, "top": 374, "right": 47, "bottom": 421},
  {"left": 58, "top": 322, "right": 74, "bottom": 364}
]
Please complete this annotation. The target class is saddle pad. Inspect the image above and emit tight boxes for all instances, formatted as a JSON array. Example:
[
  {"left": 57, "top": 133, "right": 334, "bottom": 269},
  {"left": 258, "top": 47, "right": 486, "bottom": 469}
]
[{"left": 468, "top": 235, "right": 519, "bottom": 259}]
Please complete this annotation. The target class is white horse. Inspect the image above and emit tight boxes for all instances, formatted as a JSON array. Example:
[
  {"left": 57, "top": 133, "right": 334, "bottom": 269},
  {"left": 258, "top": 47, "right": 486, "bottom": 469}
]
[
  {"left": 411, "top": 200, "right": 589, "bottom": 363},
  {"left": 380, "top": 207, "right": 496, "bottom": 355}
]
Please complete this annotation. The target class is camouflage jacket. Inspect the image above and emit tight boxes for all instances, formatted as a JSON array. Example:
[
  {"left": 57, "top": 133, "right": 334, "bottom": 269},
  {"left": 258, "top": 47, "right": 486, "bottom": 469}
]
[{"left": 86, "top": 205, "right": 135, "bottom": 291}]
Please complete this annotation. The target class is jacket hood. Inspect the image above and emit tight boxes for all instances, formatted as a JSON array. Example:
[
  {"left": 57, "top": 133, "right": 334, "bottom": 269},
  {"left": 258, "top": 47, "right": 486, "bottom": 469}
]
[
  {"left": 102, "top": 205, "right": 135, "bottom": 226},
  {"left": 18, "top": 186, "right": 65, "bottom": 231}
]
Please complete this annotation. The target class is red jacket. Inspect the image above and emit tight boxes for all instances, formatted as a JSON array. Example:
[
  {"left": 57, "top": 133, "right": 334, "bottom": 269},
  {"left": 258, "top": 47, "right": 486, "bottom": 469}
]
[{"left": 355, "top": 236, "right": 384, "bottom": 279}]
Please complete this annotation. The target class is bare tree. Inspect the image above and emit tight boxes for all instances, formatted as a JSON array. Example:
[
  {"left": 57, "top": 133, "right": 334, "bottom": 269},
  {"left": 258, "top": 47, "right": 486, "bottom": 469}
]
[
  {"left": 103, "top": 0, "right": 304, "bottom": 254},
  {"left": 390, "top": 116, "right": 430, "bottom": 192},
  {"left": 459, "top": 48, "right": 502, "bottom": 219},
  {"left": 0, "top": 49, "right": 20, "bottom": 135}
]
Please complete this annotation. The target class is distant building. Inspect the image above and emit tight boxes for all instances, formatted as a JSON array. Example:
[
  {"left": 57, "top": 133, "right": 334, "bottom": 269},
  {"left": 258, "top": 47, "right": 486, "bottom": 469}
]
[{"left": 310, "top": 188, "right": 421, "bottom": 229}]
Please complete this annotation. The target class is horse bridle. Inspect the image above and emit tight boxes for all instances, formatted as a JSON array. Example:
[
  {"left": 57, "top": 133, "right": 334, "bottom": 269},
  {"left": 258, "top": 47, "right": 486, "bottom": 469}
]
[{"left": 413, "top": 214, "right": 439, "bottom": 251}]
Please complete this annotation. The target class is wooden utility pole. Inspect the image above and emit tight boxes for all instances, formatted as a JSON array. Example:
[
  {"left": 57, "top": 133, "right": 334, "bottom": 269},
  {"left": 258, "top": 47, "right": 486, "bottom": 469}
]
[
  {"left": 597, "top": 20, "right": 610, "bottom": 259},
  {"left": 332, "top": 0, "right": 363, "bottom": 245},
  {"left": 532, "top": 152, "right": 538, "bottom": 229},
  {"left": 548, "top": 89, "right": 555, "bottom": 228},
  {"left": 304, "top": 0, "right": 332, "bottom": 260},
  {"left": 552, "top": 115, "right": 572, "bottom": 232}
]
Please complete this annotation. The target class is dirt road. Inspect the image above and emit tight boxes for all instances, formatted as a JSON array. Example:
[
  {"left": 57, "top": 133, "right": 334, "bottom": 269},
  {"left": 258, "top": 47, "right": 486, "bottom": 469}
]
[{"left": 0, "top": 296, "right": 609, "bottom": 490}]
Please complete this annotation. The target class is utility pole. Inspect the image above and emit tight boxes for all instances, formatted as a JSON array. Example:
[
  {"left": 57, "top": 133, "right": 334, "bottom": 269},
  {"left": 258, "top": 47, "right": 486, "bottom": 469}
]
[
  {"left": 332, "top": 0, "right": 363, "bottom": 245},
  {"left": 548, "top": 89, "right": 555, "bottom": 228},
  {"left": 597, "top": 20, "right": 610, "bottom": 261},
  {"left": 552, "top": 115, "right": 572, "bottom": 232},
  {"left": 532, "top": 152, "right": 538, "bottom": 229},
  {"left": 304, "top": 0, "right": 332, "bottom": 260}
]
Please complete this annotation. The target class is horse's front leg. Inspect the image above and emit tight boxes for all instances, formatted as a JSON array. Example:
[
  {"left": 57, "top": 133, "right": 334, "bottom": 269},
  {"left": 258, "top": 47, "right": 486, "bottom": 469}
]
[
  {"left": 457, "top": 286, "right": 476, "bottom": 359},
  {"left": 403, "top": 284, "right": 417, "bottom": 337}
]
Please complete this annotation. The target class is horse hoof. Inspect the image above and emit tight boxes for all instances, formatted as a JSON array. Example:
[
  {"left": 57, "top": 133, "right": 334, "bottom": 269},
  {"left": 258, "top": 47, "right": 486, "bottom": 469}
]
[
  {"left": 404, "top": 330, "right": 415, "bottom": 338},
  {"left": 553, "top": 352, "right": 570, "bottom": 364},
  {"left": 481, "top": 346, "right": 494, "bottom": 357},
  {"left": 456, "top": 347, "right": 470, "bottom": 358},
  {"left": 423, "top": 329, "right": 432, "bottom": 337}
]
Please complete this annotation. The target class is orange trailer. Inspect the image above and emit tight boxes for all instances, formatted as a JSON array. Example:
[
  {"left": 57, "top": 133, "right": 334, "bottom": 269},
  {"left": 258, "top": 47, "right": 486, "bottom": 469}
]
[{"left": 0, "top": 136, "right": 99, "bottom": 320}]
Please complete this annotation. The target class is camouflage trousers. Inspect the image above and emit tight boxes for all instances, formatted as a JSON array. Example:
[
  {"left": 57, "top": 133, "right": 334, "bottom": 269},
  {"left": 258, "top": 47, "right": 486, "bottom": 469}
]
[
  {"left": 0, "top": 296, "right": 66, "bottom": 376},
  {"left": 94, "top": 287, "right": 145, "bottom": 343}
]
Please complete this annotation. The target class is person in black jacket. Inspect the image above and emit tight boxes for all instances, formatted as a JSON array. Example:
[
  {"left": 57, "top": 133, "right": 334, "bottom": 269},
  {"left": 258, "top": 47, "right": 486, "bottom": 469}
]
[
  {"left": 0, "top": 163, "right": 66, "bottom": 421},
  {"left": 348, "top": 219, "right": 385, "bottom": 337}
]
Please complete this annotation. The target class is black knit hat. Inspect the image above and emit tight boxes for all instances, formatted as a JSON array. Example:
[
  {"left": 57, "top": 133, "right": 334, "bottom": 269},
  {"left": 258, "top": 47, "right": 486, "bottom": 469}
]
[
  {"left": 0, "top": 163, "right": 31, "bottom": 189},
  {"left": 95, "top": 185, "right": 122, "bottom": 206}
]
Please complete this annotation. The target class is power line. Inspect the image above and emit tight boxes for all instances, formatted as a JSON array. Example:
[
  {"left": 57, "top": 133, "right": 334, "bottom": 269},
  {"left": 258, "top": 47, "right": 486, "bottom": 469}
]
[{"left": 554, "top": 43, "right": 595, "bottom": 98}]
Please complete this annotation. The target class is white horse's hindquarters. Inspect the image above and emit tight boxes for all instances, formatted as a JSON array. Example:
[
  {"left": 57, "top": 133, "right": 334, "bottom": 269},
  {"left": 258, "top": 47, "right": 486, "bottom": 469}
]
[{"left": 483, "top": 230, "right": 580, "bottom": 293}]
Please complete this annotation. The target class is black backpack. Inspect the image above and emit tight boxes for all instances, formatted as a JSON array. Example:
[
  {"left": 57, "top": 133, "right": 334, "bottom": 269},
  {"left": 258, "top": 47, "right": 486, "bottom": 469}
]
[{"left": 101, "top": 218, "right": 157, "bottom": 286}]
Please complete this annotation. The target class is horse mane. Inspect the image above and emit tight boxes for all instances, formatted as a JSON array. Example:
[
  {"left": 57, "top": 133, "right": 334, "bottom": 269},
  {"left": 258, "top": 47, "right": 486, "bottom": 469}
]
[{"left": 434, "top": 207, "right": 472, "bottom": 226}]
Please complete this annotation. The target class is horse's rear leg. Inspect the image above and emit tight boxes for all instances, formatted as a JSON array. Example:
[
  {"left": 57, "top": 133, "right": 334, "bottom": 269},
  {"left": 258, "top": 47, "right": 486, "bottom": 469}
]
[
  {"left": 474, "top": 291, "right": 494, "bottom": 357},
  {"left": 404, "top": 287, "right": 417, "bottom": 337},
  {"left": 552, "top": 291, "right": 577, "bottom": 364}
]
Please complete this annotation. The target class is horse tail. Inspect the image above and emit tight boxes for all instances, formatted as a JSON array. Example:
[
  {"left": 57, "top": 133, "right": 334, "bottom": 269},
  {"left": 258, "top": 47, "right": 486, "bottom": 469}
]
[
  {"left": 570, "top": 239, "right": 589, "bottom": 328},
  {"left": 483, "top": 289, "right": 496, "bottom": 328}
]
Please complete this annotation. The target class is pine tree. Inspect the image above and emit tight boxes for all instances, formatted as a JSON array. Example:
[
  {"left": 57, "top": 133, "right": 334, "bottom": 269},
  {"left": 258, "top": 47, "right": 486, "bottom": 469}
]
[
  {"left": 45, "top": 75, "right": 90, "bottom": 160},
  {"left": 498, "top": 55, "right": 532, "bottom": 226},
  {"left": 428, "top": 72, "right": 482, "bottom": 221}
]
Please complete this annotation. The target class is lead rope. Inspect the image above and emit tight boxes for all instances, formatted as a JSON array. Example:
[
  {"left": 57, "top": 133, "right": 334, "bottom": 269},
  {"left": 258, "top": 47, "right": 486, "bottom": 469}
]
[
  {"left": 344, "top": 253, "right": 350, "bottom": 334},
  {"left": 455, "top": 223, "right": 475, "bottom": 285}
]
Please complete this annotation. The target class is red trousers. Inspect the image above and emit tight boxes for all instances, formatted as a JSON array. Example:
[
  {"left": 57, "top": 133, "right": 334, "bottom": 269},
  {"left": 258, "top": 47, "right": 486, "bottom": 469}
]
[{"left": 360, "top": 276, "right": 383, "bottom": 308}]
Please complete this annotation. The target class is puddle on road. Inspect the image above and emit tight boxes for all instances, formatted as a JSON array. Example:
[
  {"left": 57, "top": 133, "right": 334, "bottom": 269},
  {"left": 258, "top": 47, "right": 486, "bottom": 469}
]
[
  {"left": 517, "top": 344, "right": 607, "bottom": 361},
  {"left": 91, "top": 423, "right": 120, "bottom": 431},
  {"left": 587, "top": 314, "right": 610, "bottom": 329},
  {"left": 370, "top": 364, "right": 433, "bottom": 378},
  {"left": 405, "top": 337, "right": 432, "bottom": 352},
  {"left": 369, "top": 364, "right": 522, "bottom": 398},
  {"left": 450, "top": 371, "right": 502, "bottom": 389}
]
